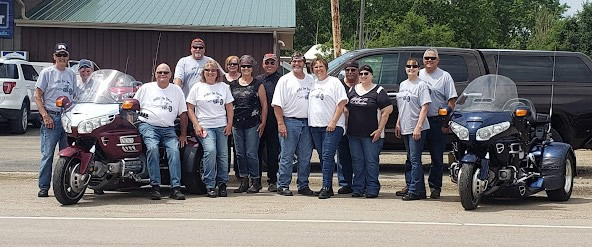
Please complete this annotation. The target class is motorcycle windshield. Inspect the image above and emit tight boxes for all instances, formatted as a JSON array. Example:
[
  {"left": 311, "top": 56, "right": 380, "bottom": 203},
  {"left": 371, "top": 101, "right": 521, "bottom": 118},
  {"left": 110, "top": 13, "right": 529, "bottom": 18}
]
[
  {"left": 76, "top": 69, "right": 141, "bottom": 104},
  {"left": 455, "top": 75, "right": 519, "bottom": 112}
]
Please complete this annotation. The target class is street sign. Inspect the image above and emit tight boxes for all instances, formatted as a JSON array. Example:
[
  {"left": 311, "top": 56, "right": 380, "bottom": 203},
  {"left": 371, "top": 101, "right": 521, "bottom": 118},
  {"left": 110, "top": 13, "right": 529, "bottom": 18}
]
[{"left": 0, "top": 0, "right": 14, "bottom": 39}]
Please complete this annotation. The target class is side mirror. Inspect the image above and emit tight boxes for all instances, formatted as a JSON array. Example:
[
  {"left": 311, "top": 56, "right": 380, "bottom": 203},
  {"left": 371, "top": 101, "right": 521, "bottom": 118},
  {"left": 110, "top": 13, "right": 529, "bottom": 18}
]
[
  {"left": 514, "top": 106, "right": 531, "bottom": 117},
  {"left": 56, "top": 96, "right": 70, "bottom": 108},
  {"left": 121, "top": 99, "right": 140, "bottom": 111}
]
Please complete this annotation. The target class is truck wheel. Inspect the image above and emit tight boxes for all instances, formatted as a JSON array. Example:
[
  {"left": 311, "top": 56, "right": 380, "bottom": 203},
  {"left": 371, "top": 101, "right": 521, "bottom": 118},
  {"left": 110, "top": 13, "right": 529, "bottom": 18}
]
[
  {"left": 53, "top": 157, "right": 88, "bottom": 205},
  {"left": 458, "top": 164, "right": 480, "bottom": 210},
  {"left": 183, "top": 159, "right": 206, "bottom": 195},
  {"left": 10, "top": 102, "right": 28, "bottom": 134},
  {"left": 546, "top": 152, "right": 575, "bottom": 201},
  {"left": 550, "top": 128, "right": 564, "bottom": 143}
]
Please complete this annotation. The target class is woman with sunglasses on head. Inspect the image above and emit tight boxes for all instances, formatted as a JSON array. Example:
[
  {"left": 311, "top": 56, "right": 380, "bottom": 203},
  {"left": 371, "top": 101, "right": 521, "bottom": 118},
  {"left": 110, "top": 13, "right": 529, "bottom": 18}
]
[
  {"left": 229, "top": 55, "right": 268, "bottom": 194},
  {"left": 346, "top": 65, "right": 393, "bottom": 198},
  {"left": 308, "top": 58, "right": 348, "bottom": 199},
  {"left": 395, "top": 58, "right": 432, "bottom": 201},
  {"left": 223, "top": 55, "right": 241, "bottom": 84},
  {"left": 187, "top": 61, "right": 235, "bottom": 198}
]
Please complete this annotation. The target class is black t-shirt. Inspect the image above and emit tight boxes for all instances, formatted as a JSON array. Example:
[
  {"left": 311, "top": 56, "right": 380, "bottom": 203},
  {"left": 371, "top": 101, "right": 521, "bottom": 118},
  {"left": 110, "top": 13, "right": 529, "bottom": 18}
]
[
  {"left": 256, "top": 72, "right": 281, "bottom": 123},
  {"left": 346, "top": 84, "right": 392, "bottom": 138},
  {"left": 230, "top": 78, "right": 263, "bottom": 129}
]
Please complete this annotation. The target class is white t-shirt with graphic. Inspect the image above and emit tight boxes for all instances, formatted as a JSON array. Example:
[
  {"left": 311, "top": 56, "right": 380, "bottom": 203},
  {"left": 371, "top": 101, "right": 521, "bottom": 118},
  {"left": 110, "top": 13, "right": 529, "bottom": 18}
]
[
  {"left": 174, "top": 55, "right": 217, "bottom": 98},
  {"left": 396, "top": 78, "right": 432, "bottom": 135},
  {"left": 419, "top": 68, "right": 457, "bottom": 117},
  {"left": 35, "top": 66, "right": 77, "bottom": 112},
  {"left": 271, "top": 72, "right": 314, "bottom": 119},
  {"left": 186, "top": 82, "right": 235, "bottom": 129},
  {"left": 308, "top": 76, "right": 348, "bottom": 128},
  {"left": 133, "top": 82, "right": 187, "bottom": 128}
]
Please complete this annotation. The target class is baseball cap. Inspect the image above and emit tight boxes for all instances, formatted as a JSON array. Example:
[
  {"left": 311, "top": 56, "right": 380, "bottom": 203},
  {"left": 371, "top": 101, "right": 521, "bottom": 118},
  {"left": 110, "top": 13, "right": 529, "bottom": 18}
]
[
  {"left": 78, "top": 59, "right": 93, "bottom": 69},
  {"left": 263, "top": 53, "right": 277, "bottom": 61},
  {"left": 291, "top": 52, "right": 305, "bottom": 61},
  {"left": 55, "top": 43, "right": 69, "bottom": 54},
  {"left": 344, "top": 60, "right": 359, "bottom": 69},
  {"left": 191, "top": 38, "right": 205, "bottom": 46}
]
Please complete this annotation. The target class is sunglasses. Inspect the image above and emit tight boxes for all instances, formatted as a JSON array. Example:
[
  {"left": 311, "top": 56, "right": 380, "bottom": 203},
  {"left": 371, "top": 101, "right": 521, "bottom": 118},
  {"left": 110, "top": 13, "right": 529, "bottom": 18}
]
[
  {"left": 424, "top": 56, "right": 438, "bottom": 61},
  {"left": 345, "top": 68, "right": 358, "bottom": 72},
  {"left": 204, "top": 69, "right": 217, "bottom": 72},
  {"left": 156, "top": 71, "right": 170, "bottom": 75},
  {"left": 359, "top": 72, "right": 370, "bottom": 76},
  {"left": 228, "top": 63, "right": 238, "bottom": 67},
  {"left": 192, "top": 46, "right": 205, "bottom": 50},
  {"left": 240, "top": 65, "right": 253, "bottom": 68},
  {"left": 264, "top": 61, "right": 276, "bottom": 65},
  {"left": 55, "top": 53, "right": 69, "bottom": 57},
  {"left": 405, "top": 65, "right": 420, "bottom": 68}
]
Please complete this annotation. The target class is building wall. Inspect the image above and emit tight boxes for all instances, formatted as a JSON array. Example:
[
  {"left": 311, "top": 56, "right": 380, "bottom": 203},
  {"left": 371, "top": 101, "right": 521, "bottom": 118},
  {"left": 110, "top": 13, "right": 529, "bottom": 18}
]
[{"left": 21, "top": 27, "right": 274, "bottom": 82}]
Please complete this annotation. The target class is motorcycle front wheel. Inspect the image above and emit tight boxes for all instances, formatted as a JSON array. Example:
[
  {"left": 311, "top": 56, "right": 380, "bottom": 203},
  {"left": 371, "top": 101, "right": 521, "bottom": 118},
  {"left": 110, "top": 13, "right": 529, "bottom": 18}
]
[
  {"left": 458, "top": 164, "right": 480, "bottom": 210},
  {"left": 53, "top": 157, "right": 88, "bottom": 205}
]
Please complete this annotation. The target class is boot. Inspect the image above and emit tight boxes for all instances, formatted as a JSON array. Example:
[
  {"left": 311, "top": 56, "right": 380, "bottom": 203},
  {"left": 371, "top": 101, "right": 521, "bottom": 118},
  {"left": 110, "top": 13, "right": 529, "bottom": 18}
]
[
  {"left": 234, "top": 177, "right": 249, "bottom": 193},
  {"left": 218, "top": 184, "right": 228, "bottom": 197},
  {"left": 247, "top": 178, "right": 261, "bottom": 193}
]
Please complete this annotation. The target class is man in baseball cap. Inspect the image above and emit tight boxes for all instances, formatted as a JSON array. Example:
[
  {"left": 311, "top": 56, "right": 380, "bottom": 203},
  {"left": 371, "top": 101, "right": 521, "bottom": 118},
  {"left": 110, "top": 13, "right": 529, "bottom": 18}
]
[{"left": 173, "top": 38, "right": 221, "bottom": 98}]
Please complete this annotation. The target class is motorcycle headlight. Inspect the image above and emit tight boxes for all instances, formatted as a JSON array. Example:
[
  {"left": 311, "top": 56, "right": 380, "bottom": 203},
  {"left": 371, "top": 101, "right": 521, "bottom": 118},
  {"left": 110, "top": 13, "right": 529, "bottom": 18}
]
[
  {"left": 78, "top": 115, "right": 115, "bottom": 134},
  {"left": 476, "top": 122, "right": 510, "bottom": 141},
  {"left": 450, "top": 121, "right": 469, "bottom": 141},
  {"left": 61, "top": 116, "right": 72, "bottom": 134}
]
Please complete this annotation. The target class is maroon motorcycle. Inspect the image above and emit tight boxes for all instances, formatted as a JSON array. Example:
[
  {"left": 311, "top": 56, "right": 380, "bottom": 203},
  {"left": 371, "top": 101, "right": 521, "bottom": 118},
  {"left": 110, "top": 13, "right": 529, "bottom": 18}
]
[{"left": 52, "top": 69, "right": 205, "bottom": 205}]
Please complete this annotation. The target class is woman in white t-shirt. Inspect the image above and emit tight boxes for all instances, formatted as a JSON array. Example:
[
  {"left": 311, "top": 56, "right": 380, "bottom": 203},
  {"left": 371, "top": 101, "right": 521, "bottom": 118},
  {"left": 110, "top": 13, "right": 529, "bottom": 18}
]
[
  {"left": 308, "top": 58, "right": 348, "bottom": 199},
  {"left": 395, "top": 58, "right": 431, "bottom": 201},
  {"left": 187, "top": 61, "right": 235, "bottom": 198}
]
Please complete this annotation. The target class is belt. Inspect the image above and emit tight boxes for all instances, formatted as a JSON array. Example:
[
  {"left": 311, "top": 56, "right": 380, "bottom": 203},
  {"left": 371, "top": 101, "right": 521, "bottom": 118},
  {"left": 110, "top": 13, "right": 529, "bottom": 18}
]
[
  {"left": 428, "top": 116, "right": 442, "bottom": 120},
  {"left": 46, "top": 110, "right": 61, "bottom": 115},
  {"left": 286, "top": 117, "right": 307, "bottom": 121}
]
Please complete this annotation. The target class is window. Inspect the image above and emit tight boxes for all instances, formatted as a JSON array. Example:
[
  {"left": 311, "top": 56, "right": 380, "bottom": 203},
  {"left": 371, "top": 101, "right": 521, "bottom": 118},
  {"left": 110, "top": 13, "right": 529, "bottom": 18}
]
[
  {"left": 411, "top": 53, "right": 469, "bottom": 82},
  {"left": 0, "top": 63, "right": 18, "bottom": 79},
  {"left": 358, "top": 53, "right": 400, "bottom": 85},
  {"left": 21, "top": 64, "right": 39, "bottom": 81},
  {"left": 556, "top": 56, "right": 592, "bottom": 83},
  {"left": 496, "top": 55, "right": 554, "bottom": 82}
]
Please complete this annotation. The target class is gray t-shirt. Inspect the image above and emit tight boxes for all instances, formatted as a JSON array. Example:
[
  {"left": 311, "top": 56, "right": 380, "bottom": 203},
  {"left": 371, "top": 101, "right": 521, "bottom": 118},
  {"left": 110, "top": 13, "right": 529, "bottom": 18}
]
[
  {"left": 35, "top": 66, "right": 77, "bottom": 112},
  {"left": 397, "top": 78, "right": 431, "bottom": 135},
  {"left": 174, "top": 55, "right": 216, "bottom": 98},
  {"left": 419, "top": 68, "right": 457, "bottom": 117}
]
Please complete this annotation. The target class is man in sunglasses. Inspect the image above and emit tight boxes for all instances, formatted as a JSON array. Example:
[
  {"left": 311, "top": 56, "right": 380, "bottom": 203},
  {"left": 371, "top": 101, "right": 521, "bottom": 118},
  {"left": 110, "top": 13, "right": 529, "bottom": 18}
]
[
  {"left": 419, "top": 48, "right": 457, "bottom": 199},
  {"left": 255, "top": 53, "right": 281, "bottom": 192},
  {"left": 173, "top": 38, "right": 221, "bottom": 98},
  {"left": 34, "top": 43, "right": 78, "bottom": 197},
  {"left": 134, "top": 63, "right": 188, "bottom": 200}
]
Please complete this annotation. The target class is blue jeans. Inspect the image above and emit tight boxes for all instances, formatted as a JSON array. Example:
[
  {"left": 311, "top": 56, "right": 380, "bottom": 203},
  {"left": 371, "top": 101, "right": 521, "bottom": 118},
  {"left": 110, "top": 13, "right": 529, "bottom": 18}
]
[
  {"left": 138, "top": 123, "right": 182, "bottom": 188},
  {"left": 348, "top": 136, "right": 383, "bottom": 196},
  {"left": 311, "top": 126, "right": 344, "bottom": 188},
  {"left": 337, "top": 134, "right": 353, "bottom": 187},
  {"left": 277, "top": 117, "right": 313, "bottom": 190},
  {"left": 403, "top": 131, "right": 427, "bottom": 195},
  {"left": 233, "top": 126, "right": 260, "bottom": 178},
  {"left": 199, "top": 127, "right": 229, "bottom": 189},
  {"left": 427, "top": 118, "right": 447, "bottom": 190},
  {"left": 38, "top": 113, "right": 68, "bottom": 190}
]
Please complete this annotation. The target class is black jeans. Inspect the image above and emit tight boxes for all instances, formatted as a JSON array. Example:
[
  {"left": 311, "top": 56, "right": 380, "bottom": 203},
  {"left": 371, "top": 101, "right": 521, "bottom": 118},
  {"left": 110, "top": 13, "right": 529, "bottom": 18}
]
[{"left": 258, "top": 117, "right": 280, "bottom": 184}]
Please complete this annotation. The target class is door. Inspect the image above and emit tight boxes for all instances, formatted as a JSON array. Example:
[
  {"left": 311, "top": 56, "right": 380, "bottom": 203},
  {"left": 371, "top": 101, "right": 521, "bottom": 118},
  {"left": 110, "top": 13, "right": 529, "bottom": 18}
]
[{"left": 21, "top": 64, "right": 40, "bottom": 111}]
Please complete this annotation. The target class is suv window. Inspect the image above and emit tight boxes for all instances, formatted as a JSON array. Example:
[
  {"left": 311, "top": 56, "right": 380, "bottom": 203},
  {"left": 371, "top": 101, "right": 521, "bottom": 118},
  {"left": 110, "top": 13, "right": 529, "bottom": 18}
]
[
  {"left": 411, "top": 53, "right": 469, "bottom": 82},
  {"left": 21, "top": 64, "right": 39, "bottom": 81},
  {"left": 0, "top": 63, "right": 18, "bottom": 79},
  {"left": 358, "top": 53, "right": 400, "bottom": 85},
  {"left": 556, "top": 56, "right": 592, "bottom": 83},
  {"left": 496, "top": 55, "right": 554, "bottom": 82}
]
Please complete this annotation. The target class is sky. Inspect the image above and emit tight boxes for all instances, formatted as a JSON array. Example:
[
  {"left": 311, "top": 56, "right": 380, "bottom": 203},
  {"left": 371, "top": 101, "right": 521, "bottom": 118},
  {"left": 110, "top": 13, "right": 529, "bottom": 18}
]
[{"left": 561, "top": 0, "right": 586, "bottom": 16}]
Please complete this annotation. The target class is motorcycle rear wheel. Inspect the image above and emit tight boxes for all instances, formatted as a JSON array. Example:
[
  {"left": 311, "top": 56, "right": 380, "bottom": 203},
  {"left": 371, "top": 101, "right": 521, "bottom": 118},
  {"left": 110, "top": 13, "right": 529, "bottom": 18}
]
[
  {"left": 53, "top": 157, "right": 88, "bottom": 205},
  {"left": 546, "top": 152, "right": 575, "bottom": 201},
  {"left": 458, "top": 164, "right": 480, "bottom": 210}
]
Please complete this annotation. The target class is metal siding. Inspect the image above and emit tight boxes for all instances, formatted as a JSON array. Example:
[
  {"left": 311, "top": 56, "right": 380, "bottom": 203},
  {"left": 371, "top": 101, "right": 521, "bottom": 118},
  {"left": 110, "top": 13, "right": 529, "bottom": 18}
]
[{"left": 21, "top": 27, "right": 272, "bottom": 82}]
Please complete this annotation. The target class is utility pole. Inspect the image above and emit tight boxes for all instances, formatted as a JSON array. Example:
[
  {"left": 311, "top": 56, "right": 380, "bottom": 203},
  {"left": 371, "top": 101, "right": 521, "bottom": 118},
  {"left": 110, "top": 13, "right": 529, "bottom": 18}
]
[
  {"left": 359, "top": 0, "right": 365, "bottom": 49},
  {"left": 331, "top": 0, "right": 342, "bottom": 58}
]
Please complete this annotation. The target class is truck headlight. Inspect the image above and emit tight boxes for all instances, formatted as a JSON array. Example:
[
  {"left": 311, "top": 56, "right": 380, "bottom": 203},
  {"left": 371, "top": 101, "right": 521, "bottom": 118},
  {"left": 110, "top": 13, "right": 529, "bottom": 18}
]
[
  {"left": 78, "top": 115, "right": 115, "bottom": 134},
  {"left": 450, "top": 121, "right": 469, "bottom": 141},
  {"left": 476, "top": 122, "right": 510, "bottom": 141}
]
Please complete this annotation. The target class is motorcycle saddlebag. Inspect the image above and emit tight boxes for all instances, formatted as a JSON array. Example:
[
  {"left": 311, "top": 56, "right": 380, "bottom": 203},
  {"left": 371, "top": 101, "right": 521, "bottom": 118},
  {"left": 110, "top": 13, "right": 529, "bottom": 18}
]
[{"left": 540, "top": 142, "right": 571, "bottom": 191}]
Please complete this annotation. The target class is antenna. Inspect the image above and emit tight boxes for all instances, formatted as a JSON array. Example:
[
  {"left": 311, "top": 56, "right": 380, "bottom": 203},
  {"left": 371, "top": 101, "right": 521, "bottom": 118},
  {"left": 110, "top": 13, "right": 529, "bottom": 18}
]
[
  {"left": 548, "top": 47, "right": 557, "bottom": 136},
  {"left": 124, "top": 56, "right": 129, "bottom": 74},
  {"left": 151, "top": 32, "right": 162, "bottom": 81}
]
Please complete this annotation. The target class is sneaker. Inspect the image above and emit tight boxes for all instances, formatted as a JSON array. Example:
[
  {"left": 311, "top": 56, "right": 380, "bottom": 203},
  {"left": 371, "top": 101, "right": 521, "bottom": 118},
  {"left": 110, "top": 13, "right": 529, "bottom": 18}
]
[
  {"left": 170, "top": 188, "right": 186, "bottom": 200},
  {"left": 395, "top": 186, "right": 408, "bottom": 196},
  {"left": 268, "top": 183, "right": 278, "bottom": 192},
  {"left": 317, "top": 187, "right": 332, "bottom": 199},
  {"left": 402, "top": 193, "right": 422, "bottom": 201},
  {"left": 94, "top": 189, "right": 105, "bottom": 195},
  {"left": 430, "top": 188, "right": 441, "bottom": 199},
  {"left": 297, "top": 187, "right": 314, "bottom": 196},
  {"left": 38, "top": 189, "right": 48, "bottom": 197},
  {"left": 207, "top": 188, "right": 217, "bottom": 198},
  {"left": 337, "top": 186, "right": 353, "bottom": 194},
  {"left": 150, "top": 186, "right": 161, "bottom": 200},
  {"left": 218, "top": 184, "right": 228, "bottom": 197},
  {"left": 277, "top": 187, "right": 293, "bottom": 196}
]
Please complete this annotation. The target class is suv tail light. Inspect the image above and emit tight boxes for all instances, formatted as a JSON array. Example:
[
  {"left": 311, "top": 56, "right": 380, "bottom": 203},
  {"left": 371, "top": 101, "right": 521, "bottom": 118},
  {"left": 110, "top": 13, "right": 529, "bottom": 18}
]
[{"left": 3, "top": 82, "right": 16, "bottom": 94}]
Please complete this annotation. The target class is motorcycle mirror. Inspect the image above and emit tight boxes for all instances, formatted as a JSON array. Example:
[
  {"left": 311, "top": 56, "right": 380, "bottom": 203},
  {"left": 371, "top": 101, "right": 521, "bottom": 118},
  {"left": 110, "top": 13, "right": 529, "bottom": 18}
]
[
  {"left": 121, "top": 99, "right": 140, "bottom": 111},
  {"left": 56, "top": 96, "right": 70, "bottom": 108},
  {"left": 514, "top": 106, "right": 530, "bottom": 117}
]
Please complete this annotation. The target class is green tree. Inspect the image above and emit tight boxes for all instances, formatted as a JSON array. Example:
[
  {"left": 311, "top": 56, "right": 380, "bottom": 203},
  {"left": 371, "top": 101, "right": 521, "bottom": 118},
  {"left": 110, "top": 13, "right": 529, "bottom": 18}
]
[{"left": 557, "top": 2, "right": 592, "bottom": 56}]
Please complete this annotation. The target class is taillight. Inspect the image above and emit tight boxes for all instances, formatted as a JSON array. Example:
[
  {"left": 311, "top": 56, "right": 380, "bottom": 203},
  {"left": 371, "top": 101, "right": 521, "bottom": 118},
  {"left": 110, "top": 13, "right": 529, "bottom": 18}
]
[{"left": 3, "top": 82, "right": 16, "bottom": 94}]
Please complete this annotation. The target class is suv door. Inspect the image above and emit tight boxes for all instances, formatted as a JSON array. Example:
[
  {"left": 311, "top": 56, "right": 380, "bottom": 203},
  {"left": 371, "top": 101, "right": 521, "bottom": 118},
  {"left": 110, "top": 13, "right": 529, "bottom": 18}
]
[{"left": 20, "top": 64, "right": 39, "bottom": 111}]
